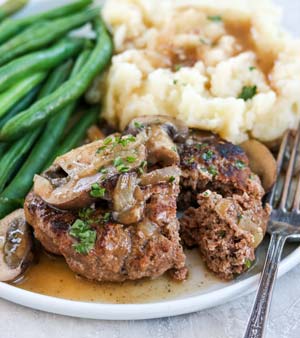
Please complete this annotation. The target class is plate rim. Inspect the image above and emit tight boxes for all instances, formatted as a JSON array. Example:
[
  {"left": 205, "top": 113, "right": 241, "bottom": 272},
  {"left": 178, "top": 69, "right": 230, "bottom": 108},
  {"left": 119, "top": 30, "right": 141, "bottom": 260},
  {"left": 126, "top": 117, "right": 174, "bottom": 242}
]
[{"left": 0, "top": 246, "right": 299, "bottom": 320}]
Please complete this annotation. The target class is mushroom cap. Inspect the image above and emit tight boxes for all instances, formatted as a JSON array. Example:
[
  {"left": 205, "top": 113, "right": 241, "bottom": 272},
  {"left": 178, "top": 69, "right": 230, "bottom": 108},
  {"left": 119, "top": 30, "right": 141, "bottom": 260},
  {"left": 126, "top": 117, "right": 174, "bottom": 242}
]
[
  {"left": 240, "top": 139, "right": 277, "bottom": 192},
  {"left": 0, "top": 209, "right": 33, "bottom": 282}
]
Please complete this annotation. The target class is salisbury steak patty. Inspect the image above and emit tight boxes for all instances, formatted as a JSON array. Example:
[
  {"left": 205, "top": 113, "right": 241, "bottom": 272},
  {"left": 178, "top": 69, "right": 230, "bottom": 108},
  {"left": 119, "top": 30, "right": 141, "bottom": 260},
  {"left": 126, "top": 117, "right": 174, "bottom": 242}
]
[
  {"left": 178, "top": 130, "right": 270, "bottom": 280},
  {"left": 181, "top": 190, "right": 270, "bottom": 280},
  {"left": 24, "top": 121, "right": 187, "bottom": 282}
]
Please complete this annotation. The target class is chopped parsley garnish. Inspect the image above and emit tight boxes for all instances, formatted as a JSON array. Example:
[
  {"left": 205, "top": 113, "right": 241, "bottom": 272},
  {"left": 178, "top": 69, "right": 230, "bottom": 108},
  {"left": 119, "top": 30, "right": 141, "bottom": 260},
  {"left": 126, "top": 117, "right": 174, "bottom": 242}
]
[
  {"left": 187, "top": 157, "right": 195, "bottom": 164},
  {"left": 174, "top": 64, "right": 182, "bottom": 72},
  {"left": 118, "top": 135, "right": 136, "bottom": 147},
  {"left": 96, "top": 145, "right": 107, "bottom": 153},
  {"left": 235, "top": 160, "right": 246, "bottom": 169},
  {"left": 249, "top": 66, "right": 256, "bottom": 71},
  {"left": 99, "top": 167, "right": 108, "bottom": 174},
  {"left": 69, "top": 219, "right": 96, "bottom": 255},
  {"left": 249, "top": 173, "right": 256, "bottom": 180},
  {"left": 237, "top": 214, "right": 243, "bottom": 223},
  {"left": 169, "top": 176, "right": 176, "bottom": 183},
  {"left": 126, "top": 156, "right": 136, "bottom": 163},
  {"left": 134, "top": 121, "right": 144, "bottom": 129},
  {"left": 245, "top": 259, "right": 252, "bottom": 269},
  {"left": 78, "top": 207, "right": 94, "bottom": 220},
  {"left": 113, "top": 156, "right": 123, "bottom": 167},
  {"left": 219, "top": 230, "right": 226, "bottom": 238},
  {"left": 138, "top": 160, "right": 147, "bottom": 174},
  {"left": 102, "top": 212, "right": 111, "bottom": 223},
  {"left": 118, "top": 165, "right": 130, "bottom": 173},
  {"left": 90, "top": 183, "right": 106, "bottom": 198},
  {"left": 208, "top": 165, "right": 218, "bottom": 176},
  {"left": 200, "top": 38, "right": 209, "bottom": 45},
  {"left": 173, "top": 79, "right": 178, "bottom": 85},
  {"left": 202, "top": 149, "right": 214, "bottom": 161},
  {"left": 103, "top": 137, "right": 113, "bottom": 145},
  {"left": 171, "top": 146, "right": 177, "bottom": 152},
  {"left": 207, "top": 15, "right": 222, "bottom": 22},
  {"left": 238, "top": 85, "right": 257, "bottom": 101},
  {"left": 203, "top": 191, "right": 210, "bottom": 197},
  {"left": 196, "top": 143, "right": 208, "bottom": 150}
]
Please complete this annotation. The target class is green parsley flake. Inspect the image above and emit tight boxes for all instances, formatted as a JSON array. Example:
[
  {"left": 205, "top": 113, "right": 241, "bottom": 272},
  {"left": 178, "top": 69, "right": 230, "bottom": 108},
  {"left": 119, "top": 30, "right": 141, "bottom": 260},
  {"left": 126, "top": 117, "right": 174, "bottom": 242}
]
[
  {"left": 245, "top": 259, "right": 252, "bottom": 269},
  {"left": 238, "top": 85, "right": 257, "bottom": 101},
  {"left": 171, "top": 146, "right": 177, "bottom": 152},
  {"left": 96, "top": 145, "right": 107, "bottom": 153},
  {"left": 114, "top": 157, "right": 123, "bottom": 167},
  {"left": 69, "top": 219, "right": 96, "bottom": 255},
  {"left": 99, "top": 167, "right": 108, "bottom": 174},
  {"left": 219, "top": 230, "right": 226, "bottom": 238},
  {"left": 200, "top": 38, "right": 209, "bottom": 45},
  {"left": 169, "top": 176, "right": 176, "bottom": 183},
  {"left": 78, "top": 207, "right": 94, "bottom": 220},
  {"left": 237, "top": 214, "right": 243, "bottom": 223},
  {"left": 249, "top": 66, "right": 256, "bottom": 71},
  {"left": 134, "top": 121, "right": 144, "bottom": 129},
  {"left": 138, "top": 160, "right": 147, "bottom": 174},
  {"left": 196, "top": 143, "right": 208, "bottom": 150},
  {"left": 102, "top": 212, "right": 111, "bottom": 223},
  {"left": 203, "top": 191, "right": 210, "bottom": 197},
  {"left": 187, "top": 157, "right": 195, "bottom": 164},
  {"left": 202, "top": 149, "right": 214, "bottom": 161},
  {"left": 235, "top": 160, "right": 246, "bottom": 169},
  {"left": 208, "top": 165, "right": 218, "bottom": 176},
  {"left": 173, "top": 79, "right": 178, "bottom": 85},
  {"left": 126, "top": 156, "right": 136, "bottom": 163},
  {"left": 103, "top": 137, "right": 113, "bottom": 145},
  {"left": 207, "top": 15, "right": 222, "bottom": 22},
  {"left": 118, "top": 165, "right": 130, "bottom": 173},
  {"left": 118, "top": 135, "right": 136, "bottom": 147},
  {"left": 90, "top": 183, "right": 106, "bottom": 198},
  {"left": 174, "top": 64, "right": 182, "bottom": 72}
]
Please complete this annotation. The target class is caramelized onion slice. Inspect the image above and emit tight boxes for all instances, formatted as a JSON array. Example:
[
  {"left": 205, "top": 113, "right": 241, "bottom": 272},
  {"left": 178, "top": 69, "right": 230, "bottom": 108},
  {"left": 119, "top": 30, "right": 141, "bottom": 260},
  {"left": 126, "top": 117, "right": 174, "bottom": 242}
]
[
  {"left": 0, "top": 209, "right": 33, "bottom": 282},
  {"left": 139, "top": 166, "right": 181, "bottom": 186}
]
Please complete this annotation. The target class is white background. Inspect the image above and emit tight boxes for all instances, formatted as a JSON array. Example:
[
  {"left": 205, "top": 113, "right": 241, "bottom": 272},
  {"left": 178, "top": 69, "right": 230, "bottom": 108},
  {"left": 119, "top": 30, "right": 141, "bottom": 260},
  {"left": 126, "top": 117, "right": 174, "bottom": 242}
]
[{"left": 0, "top": 0, "right": 300, "bottom": 337}]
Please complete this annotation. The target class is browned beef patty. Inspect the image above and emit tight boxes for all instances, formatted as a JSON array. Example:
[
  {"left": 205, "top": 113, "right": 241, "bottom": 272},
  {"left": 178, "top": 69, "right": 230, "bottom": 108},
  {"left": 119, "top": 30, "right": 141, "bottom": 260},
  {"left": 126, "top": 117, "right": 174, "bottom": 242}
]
[
  {"left": 25, "top": 181, "right": 187, "bottom": 282},
  {"left": 178, "top": 131, "right": 270, "bottom": 280}
]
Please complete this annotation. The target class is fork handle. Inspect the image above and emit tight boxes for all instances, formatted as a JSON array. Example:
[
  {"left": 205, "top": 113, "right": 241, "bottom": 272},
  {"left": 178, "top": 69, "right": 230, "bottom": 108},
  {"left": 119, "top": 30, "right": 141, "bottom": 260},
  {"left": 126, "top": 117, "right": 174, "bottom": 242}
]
[{"left": 243, "top": 232, "right": 288, "bottom": 338}]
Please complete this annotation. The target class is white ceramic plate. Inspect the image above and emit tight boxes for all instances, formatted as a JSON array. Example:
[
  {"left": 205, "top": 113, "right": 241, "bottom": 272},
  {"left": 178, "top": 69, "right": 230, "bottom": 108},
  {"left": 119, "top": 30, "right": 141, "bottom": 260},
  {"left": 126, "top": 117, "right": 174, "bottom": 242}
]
[{"left": 0, "top": 0, "right": 299, "bottom": 321}]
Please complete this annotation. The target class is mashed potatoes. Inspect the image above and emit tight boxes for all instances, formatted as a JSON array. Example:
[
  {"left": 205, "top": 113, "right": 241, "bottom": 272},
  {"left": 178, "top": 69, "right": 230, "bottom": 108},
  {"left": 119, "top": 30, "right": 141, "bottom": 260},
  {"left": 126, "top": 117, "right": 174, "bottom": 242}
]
[{"left": 97, "top": 0, "right": 300, "bottom": 144}]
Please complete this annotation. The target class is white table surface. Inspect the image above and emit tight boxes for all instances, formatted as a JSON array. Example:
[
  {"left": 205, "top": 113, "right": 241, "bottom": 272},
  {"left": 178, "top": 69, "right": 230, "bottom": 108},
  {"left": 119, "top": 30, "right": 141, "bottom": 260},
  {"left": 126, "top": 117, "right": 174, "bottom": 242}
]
[{"left": 1, "top": 1, "right": 300, "bottom": 337}]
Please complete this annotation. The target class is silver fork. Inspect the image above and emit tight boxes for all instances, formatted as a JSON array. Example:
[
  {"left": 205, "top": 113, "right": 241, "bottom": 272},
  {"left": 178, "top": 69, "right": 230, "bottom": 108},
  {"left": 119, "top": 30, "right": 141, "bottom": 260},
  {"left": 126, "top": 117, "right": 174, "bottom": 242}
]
[{"left": 243, "top": 125, "right": 300, "bottom": 338}]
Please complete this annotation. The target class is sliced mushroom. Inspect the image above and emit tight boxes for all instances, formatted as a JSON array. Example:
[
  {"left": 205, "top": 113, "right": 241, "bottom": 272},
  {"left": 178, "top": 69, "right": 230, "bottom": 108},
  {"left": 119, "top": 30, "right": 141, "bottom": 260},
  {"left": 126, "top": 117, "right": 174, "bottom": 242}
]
[
  {"left": 0, "top": 209, "right": 33, "bottom": 282},
  {"left": 34, "top": 134, "right": 147, "bottom": 210},
  {"left": 240, "top": 139, "right": 277, "bottom": 192},
  {"left": 146, "top": 125, "right": 180, "bottom": 166},
  {"left": 125, "top": 115, "right": 189, "bottom": 142},
  {"left": 112, "top": 173, "right": 145, "bottom": 224}
]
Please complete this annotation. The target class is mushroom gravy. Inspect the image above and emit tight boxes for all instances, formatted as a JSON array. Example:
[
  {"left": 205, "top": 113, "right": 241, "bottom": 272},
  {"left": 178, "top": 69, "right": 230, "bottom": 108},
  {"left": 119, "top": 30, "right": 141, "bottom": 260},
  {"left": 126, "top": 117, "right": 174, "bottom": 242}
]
[{"left": 11, "top": 249, "right": 217, "bottom": 303}]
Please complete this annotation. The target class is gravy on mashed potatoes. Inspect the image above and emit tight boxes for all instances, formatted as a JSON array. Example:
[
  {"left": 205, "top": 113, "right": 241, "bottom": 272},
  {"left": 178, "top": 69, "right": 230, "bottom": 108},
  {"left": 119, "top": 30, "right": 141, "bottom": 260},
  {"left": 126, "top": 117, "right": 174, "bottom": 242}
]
[{"left": 89, "top": 0, "right": 300, "bottom": 144}]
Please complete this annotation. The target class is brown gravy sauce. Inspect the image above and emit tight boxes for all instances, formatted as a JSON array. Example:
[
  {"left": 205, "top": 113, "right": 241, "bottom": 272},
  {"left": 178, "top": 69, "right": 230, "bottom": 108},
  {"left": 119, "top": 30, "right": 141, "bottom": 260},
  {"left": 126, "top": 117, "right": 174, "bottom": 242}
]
[{"left": 10, "top": 249, "right": 217, "bottom": 304}]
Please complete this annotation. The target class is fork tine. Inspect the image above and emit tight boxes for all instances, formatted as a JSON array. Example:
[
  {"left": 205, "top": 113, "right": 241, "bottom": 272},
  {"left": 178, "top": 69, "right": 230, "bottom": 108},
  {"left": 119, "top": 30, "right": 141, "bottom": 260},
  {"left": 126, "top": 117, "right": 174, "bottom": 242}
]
[
  {"left": 267, "top": 130, "right": 290, "bottom": 207},
  {"left": 279, "top": 124, "right": 300, "bottom": 210},
  {"left": 292, "top": 174, "right": 300, "bottom": 212}
]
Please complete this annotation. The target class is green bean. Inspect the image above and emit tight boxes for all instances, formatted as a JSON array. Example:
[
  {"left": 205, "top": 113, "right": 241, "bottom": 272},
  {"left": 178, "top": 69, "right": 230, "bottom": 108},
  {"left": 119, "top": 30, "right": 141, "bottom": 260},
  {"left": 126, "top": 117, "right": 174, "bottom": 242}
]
[
  {"left": 0, "top": 84, "right": 40, "bottom": 129},
  {"left": 0, "top": 0, "right": 28, "bottom": 21},
  {"left": 0, "top": 143, "right": 8, "bottom": 157},
  {"left": 0, "top": 61, "right": 72, "bottom": 218},
  {"left": 0, "top": 130, "right": 40, "bottom": 192},
  {"left": 22, "top": 49, "right": 91, "bottom": 177},
  {"left": 0, "top": 18, "right": 113, "bottom": 141},
  {"left": 0, "top": 37, "right": 84, "bottom": 92},
  {"left": 0, "top": 0, "right": 92, "bottom": 44},
  {"left": 0, "top": 7, "right": 98, "bottom": 66},
  {"left": 54, "top": 107, "right": 98, "bottom": 158},
  {"left": 0, "top": 72, "right": 47, "bottom": 119}
]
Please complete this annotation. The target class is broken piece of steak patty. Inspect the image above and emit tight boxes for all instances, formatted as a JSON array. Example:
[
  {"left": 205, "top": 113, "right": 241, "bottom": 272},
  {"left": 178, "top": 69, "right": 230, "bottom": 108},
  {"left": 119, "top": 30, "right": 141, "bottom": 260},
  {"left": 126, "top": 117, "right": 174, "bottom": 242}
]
[{"left": 178, "top": 130, "right": 270, "bottom": 280}]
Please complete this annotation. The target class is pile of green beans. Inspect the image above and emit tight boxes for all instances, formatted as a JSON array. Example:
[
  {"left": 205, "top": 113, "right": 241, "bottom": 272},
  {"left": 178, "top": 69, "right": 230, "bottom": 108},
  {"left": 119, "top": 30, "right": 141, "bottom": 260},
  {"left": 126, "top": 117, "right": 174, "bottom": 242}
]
[{"left": 0, "top": 1, "right": 113, "bottom": 219}]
